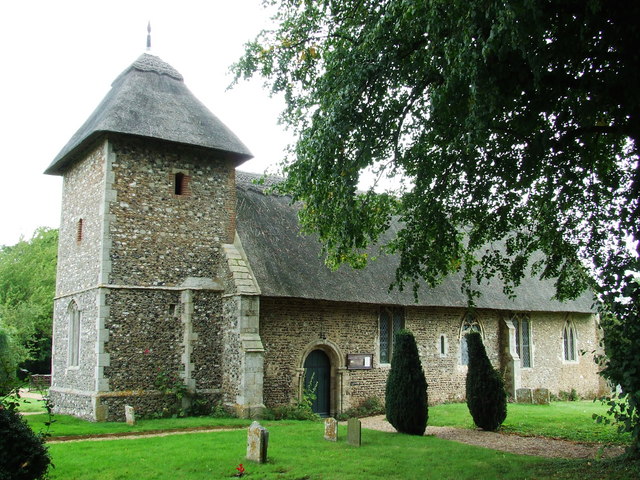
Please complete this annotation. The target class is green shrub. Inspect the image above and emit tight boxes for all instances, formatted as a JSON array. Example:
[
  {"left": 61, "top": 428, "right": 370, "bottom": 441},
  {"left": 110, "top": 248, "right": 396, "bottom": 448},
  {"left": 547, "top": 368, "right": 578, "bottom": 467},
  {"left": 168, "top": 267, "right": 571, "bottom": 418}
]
[
  {"left": 262, "top": 381, "right": 320, "bottom": 421},
  {"left": 337, "top": 397, "right": 385, "bottom": 421},
  {"left": 184, "top": 397, "right": 235, "bottom": 418},
  {"left": 261, "top": 403, "right": 320, "bottom": 421},
  {"left": 563, "top": 388, "right": 580, "bottom": 401},
  {"left": 385, "top": 329, "right": 428, "bottom": 435},
  {"left": 465, "top": 331, "right": 507, "bottom": 431},
  {"left": 0, "top": 405, "right": 51, "bottom": 480}
]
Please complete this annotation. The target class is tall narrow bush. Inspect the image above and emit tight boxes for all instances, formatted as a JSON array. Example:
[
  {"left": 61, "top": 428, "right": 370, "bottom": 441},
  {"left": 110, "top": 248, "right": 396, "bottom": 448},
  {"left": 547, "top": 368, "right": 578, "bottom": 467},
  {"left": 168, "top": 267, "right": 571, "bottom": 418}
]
[
  {"left": 385, "top": 329, "right": 428, "bottom": 435},
  {"left": 465, "top": 331, "right": 507, "bottom": 431},
  {"left": 0, "top": 405, "right": 51, "bottom": 480}
]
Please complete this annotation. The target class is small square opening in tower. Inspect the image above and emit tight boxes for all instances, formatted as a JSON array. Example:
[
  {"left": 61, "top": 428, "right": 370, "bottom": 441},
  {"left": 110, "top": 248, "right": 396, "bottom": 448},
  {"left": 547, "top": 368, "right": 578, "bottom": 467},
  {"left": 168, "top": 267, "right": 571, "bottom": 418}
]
[{"left": 174, "top": 172, "right": 190, "bottom": 196}]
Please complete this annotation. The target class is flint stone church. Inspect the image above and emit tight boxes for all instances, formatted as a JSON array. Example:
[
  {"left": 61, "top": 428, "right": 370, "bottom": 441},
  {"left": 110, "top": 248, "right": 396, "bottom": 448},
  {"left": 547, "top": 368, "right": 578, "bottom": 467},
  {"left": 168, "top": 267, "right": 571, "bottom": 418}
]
[{"left": 46, "top": 52, "right": 604, "bottom": 421}]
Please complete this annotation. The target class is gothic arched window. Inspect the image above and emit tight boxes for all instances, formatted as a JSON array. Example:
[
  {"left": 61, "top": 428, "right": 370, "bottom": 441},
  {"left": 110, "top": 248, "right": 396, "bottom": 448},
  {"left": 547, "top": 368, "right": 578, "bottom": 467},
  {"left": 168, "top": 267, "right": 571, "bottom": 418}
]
[
  {"left": 512, "top": 312, "right": 532, "bottom": 368},
  {"left": 460, "top": 314, "right": 482, "bottom": 365},
  {"left": 379, "top": 306, "right": 405, "bottom": 364},
  {"left": 563, "top": 320, "right": 578, "bottom": 362}
]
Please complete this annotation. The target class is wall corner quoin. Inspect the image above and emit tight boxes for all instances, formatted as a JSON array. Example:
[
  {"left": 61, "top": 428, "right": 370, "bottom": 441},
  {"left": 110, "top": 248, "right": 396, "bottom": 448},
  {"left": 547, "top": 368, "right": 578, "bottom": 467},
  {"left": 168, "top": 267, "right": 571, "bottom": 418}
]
[
  {"left": 223, "top": 293, "right": 265, "bottom": 412},
  {"left": 500, "top": 316, "right": 521, "bottom": 398}
]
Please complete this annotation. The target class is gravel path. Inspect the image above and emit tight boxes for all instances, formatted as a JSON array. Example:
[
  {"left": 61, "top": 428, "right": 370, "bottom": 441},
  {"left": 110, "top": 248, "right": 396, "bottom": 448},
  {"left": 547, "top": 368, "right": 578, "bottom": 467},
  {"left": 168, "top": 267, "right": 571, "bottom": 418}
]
[{"left": 356, "top": 415, "right": 626, "bottom": 459}]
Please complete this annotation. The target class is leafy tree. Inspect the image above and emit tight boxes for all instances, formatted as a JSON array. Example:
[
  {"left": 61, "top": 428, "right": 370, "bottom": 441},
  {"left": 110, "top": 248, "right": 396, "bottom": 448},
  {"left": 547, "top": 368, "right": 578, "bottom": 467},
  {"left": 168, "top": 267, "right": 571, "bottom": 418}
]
[
  {"left": 234, "top": 0, "right": 640, "bottom": 455},
  {"left": 385, "top": 329, "right": 428, "bottom": 435},
  {"left": 465, "top": 331, "right": 507, "bottom": 431},
  {"left": 0, "top": 327, "right": 20, "bottom": 395},
  {"left": 0, "top": 228, "right": 58, "bottom": 376}
]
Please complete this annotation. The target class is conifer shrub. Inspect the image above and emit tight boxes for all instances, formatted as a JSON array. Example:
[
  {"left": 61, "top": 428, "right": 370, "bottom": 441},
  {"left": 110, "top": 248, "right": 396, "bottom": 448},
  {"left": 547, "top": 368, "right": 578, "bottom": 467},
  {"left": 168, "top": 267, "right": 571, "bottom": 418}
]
[
  {"left": 465, "top": 331, "right": 507, "bottom": 431},
  {"left": 385, "top": 329, "right": 428, "bottom": 435},
  {"left": 0, "top": 404, "right": 51, "bottom": 480}
]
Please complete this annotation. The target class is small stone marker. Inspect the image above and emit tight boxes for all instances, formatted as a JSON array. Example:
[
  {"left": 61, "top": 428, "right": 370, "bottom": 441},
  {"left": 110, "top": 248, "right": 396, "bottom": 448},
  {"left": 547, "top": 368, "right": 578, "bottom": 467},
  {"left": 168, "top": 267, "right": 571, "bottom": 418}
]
[
  {"left": 347, "top": 418, "right": 362, "bottom": 447},
  {"left": 532, "top": 388, "right": 550, "bottom": 405},
  {"left": 324, "top": 417, "right": 338, "bottom": 442},
  {"left": 246, "top": 421, "right": 269, "bottom": 463},
  {"left": 124, "top": 405, "right": 136, "bottom": 425},
  {"left": 516, "top": 388, "right": 533, "bottom": 403}
]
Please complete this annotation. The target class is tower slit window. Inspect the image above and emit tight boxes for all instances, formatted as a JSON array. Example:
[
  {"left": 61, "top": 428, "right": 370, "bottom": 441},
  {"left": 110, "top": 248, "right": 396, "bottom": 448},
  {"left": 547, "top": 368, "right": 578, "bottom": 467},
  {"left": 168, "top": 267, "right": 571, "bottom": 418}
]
[
  {"left": 439, "top": 334, "right": 447, "bottom": 357},
  {"left": 76, "top": 218, "right": 83, "bottom": 242},
  {"left": 68, "top": 301, "right": 81, "bottom": 367}
]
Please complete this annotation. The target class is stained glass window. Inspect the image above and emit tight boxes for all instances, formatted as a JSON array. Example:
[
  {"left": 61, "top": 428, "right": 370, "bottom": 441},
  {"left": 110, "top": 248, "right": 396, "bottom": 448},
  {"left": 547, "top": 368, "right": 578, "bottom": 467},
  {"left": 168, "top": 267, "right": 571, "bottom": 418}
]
[
  {"left": 460, "top": 314, "right": 481, "bottom": 365},
  {"left": 380, "top": 307, "right": 405, "bottom": 363},
  {"left": 563, "top": 321, "right": 577, "bottom": 361},
  {"left": 512, "top": 313, "right": 532, "bottom": 368}
]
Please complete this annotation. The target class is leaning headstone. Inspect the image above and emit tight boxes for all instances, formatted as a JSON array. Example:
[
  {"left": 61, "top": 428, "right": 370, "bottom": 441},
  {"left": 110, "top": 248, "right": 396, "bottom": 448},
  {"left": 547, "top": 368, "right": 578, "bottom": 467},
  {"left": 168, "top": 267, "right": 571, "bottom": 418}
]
[
  {"left": 124, "top": 405, "right": 136, "bottom": 425},
  {"left": 347, "top": 418, "right": 362, "bottom": 447},
  {"left": 532, "top": 388, "right": 550, "bottom": 405},
  {"left": 324, "top": 417, "right": 338, "bottom": 442},
  {"left": 246, "top": 421, "right": 269, "bottom": 463},
  {"left": 516, "top": 388, "right": 533, "bottom": 403}
]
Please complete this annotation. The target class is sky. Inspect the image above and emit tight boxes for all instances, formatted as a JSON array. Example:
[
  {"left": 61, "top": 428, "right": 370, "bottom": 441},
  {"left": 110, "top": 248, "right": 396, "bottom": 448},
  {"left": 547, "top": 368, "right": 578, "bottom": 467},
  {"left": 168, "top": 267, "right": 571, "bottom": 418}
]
[{"left": 0, "top": 0, "right": 292, "bottom": 247}]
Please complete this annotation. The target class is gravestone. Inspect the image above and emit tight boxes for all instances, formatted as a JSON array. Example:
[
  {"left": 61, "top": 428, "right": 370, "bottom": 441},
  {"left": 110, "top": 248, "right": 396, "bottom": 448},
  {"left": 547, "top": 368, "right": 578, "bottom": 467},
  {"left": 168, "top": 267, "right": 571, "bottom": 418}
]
[
  {"left": 532, "top": 388, "right": 550, "bottom": 405},
  {"left": 124, "top": 405, "right": 136, "bottom": 425},
  {"left": 246, "top": 421, "right": 269, "bottom": 463},
  {"left": 347, "top": 418, "right": 362, "bottom": 447},
  {"left": 516, "top": 388, "right": 533, "bottom": 403},
  {"left": 324, "top": 417, "right": 338, "bottom": 442}
]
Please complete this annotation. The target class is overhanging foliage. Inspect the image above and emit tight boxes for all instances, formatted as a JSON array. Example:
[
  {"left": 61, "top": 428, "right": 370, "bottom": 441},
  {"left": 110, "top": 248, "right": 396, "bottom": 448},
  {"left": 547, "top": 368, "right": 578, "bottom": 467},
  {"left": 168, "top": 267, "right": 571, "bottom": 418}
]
[{"left": 234, "top": 0, "right": 640, "bottom": 455}]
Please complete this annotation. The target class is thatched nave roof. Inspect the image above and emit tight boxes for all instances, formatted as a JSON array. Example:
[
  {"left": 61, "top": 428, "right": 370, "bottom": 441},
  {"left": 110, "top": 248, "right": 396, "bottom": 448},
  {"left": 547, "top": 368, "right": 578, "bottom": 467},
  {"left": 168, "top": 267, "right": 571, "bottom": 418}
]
[
  {"left": 235, "top": 172, "right": 594, "bottom": 313},
  {"left": 45, "top": 54, "right": 252, "bottom": 175}
]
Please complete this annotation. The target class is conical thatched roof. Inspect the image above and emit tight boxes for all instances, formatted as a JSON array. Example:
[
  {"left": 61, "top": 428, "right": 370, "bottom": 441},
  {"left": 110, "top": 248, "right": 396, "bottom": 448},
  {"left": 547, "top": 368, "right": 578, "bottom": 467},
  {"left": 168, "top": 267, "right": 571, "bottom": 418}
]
[
  {"left": 235, "top": 172, "right": 595, "bottom": 313},
  {"left": 45, "top": 54, "right": 252, "bottom": 175}
]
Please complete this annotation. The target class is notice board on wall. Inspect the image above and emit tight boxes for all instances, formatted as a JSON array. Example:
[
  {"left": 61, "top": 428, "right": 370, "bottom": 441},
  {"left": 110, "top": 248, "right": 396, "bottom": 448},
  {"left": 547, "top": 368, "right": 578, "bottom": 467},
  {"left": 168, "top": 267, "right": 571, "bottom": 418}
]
[{"left": 346, "top": 354, "right": 373, "bottom": 370}]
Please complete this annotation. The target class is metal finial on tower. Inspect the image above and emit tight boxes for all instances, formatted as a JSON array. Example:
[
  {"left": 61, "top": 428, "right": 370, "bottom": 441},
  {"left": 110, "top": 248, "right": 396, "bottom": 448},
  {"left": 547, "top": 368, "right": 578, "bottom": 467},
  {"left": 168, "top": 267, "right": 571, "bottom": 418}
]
[{"left": 146, "top": 21, "right": 151, "bottom": 51}]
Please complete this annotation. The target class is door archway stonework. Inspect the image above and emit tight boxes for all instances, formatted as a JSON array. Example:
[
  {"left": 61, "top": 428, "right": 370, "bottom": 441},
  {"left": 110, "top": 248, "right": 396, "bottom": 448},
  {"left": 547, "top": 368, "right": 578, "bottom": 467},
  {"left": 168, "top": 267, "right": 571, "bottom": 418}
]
[{"left": 295, "top": 340, "right": 345, "bottom": 418}]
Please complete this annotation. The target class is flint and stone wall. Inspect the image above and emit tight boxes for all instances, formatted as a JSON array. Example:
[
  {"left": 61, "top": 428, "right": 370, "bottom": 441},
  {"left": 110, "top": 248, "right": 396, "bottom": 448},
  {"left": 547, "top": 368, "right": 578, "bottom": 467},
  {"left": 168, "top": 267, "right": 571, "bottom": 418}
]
[
  {"left": 519, "top": 312, "right": 604, "bottom": 397},
  {"left": 52, "top": 136, "right": 241, "bottom": 420},
  {"left": 50, "top": 142, "right": 107, "bottom": 419},
  {"left": 259, "top": 297, "right": 603, "bottom": 412},
  {"left": 107, "top": 136, "right": 236, "bottom": 286},
  {"left": 49, "top": 290, "right": 102, "bottom": 420}
]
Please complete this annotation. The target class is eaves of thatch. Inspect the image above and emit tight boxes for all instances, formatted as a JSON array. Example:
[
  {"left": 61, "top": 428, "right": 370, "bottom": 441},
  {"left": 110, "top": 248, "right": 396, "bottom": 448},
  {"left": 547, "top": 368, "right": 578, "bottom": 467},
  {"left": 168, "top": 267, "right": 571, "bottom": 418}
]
[
  {"left": 235, "top": 172, "right": 594, "bottom": 314},
  {"left": 45, "top": 54, "right": 252, "bottom": 175}
]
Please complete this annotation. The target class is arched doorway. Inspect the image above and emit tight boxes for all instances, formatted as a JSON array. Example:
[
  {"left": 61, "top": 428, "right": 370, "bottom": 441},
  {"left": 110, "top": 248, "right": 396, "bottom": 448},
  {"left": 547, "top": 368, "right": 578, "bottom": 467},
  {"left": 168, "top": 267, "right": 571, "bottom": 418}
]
[{"left": 303, "top": 349, "right": 331, "bottom": 416}]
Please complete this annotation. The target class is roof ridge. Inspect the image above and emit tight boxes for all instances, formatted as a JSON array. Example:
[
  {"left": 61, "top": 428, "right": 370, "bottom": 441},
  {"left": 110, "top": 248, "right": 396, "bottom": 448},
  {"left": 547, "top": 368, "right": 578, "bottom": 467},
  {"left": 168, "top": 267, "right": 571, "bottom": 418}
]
[
  {"left": 236, "top": 170, "right": 285, "bottom": 193},
  {"left": 129, "top": 53, "right": 183, "bottom": 81}
]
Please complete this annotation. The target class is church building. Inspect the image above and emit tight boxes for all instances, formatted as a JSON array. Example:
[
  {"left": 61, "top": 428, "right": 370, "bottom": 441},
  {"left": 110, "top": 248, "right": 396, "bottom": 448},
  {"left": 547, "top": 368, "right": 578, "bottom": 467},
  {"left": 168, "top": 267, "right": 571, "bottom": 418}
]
[{"left": 46, "top": 53, "right": 603, "bottom": 421}]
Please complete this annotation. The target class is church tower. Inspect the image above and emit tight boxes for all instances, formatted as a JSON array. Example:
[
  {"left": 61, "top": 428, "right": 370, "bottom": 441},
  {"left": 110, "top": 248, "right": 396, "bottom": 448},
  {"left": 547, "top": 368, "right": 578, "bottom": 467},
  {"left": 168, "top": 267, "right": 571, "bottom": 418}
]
[{"left": 45, "top": 53, "right": 264, "bottom": 420}]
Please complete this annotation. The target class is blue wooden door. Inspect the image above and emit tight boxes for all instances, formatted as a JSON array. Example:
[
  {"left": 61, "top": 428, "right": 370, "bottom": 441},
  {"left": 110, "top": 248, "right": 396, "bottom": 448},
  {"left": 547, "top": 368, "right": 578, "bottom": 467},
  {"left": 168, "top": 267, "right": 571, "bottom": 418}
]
[{"left": 304, "top": 349, "right": 331, "bottom": 416}]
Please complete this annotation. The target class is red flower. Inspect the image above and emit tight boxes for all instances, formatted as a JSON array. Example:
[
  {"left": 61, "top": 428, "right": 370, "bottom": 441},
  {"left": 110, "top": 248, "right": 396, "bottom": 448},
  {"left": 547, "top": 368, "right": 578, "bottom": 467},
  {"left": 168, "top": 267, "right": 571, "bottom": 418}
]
[
  {"left": 236, "top": 463, "right": 245, "bottom": 475},
  {"left": 143, "top": 348, "right": 151, "bottom": 355}
]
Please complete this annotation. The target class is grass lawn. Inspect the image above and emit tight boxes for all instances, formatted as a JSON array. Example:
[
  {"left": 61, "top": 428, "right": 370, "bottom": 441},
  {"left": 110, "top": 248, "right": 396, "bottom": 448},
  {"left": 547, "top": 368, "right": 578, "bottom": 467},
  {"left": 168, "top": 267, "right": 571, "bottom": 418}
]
[
  {"left": 26, "top": 400, "right": 637, "bottom": 479},
  {"left": 26, "top": 401, "right": 628, "bottom": 445},
  {"left": 25, "top": 414, "right": 251, "bottom": 438},
  {"left": 428, "top": 401, "right": 631, "bottom": 445},
  {"left": 45, "top": 422, "right": 638, "bottom": 480},
  {"left": 45, "top": 422, "right": 541, "bottom": 480},
  {"left": 13, "top": 396, "right": 48, "bottom": 413}
]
